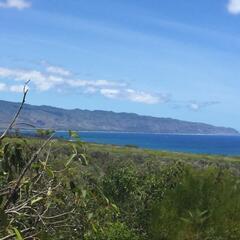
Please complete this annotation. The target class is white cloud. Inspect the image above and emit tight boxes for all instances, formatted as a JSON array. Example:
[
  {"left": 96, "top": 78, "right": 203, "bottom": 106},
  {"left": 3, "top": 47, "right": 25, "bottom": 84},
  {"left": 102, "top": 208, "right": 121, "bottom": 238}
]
[
  {"left": 125, "top": 89, "right": 160, "bottom": 104},
  {"left": 9, "top": 84, "right": 25, "bottom": 93},
  {"left": 0, "top": 67, "right": 125, "bottom": 92},
  {"left": 46, "top": 65, "right": 71, "bottom": 77},
  {"left": 84, "top": 87, "right": 97, "bottom": 94},
  {"left": 0, "top": 67, "right": 61, "bottom": 91},
  {"left": 100, "top": 89, "right": 120, "bottom": 98},
  {"left": 0, "top": 65, "right": 168, "bottom": 104},
  {"left": 189, "top": 103, "right": 200, "bottom": 111},
  {"left": 0, "top": 65, "right": 216, "bottom": 107},
  {"left": 68, "top": 79, "right": 125, "bottom": 88},
  {"left": 0, "top": 82, "right": 7, "bottom": 91},
  {"left": 100, "top": 88, "right": 168, "bottom": 104},
  {"left": 188, "top": 101, "right": 219, "bottom": 111},
  {"left": 227, "top": 0, "right": 240, "bottom": 14},
  {"left": 0, "top": 82, "right": 27, "bottom": 93},
  {"left": 0, "top": 0, "right": 31, "bottom": 10}
]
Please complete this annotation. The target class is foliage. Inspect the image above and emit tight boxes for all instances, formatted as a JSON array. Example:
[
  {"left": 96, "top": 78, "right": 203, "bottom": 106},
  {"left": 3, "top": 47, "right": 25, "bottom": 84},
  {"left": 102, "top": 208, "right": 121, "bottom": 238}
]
[
  {"left": 3, "top": 80, "right": 240, "bottom": 239},
  {"left": 0, "top": 136, "right": 83, "bottom": 238},
  {"left": 1, "top": 135, "right": 240, "bottom": 239},
  {"left": 87, "top": 222, "right": 139, "bottom": 240},
  {"left": 36, "top": 129, "right": 55, "bottom": 138}
]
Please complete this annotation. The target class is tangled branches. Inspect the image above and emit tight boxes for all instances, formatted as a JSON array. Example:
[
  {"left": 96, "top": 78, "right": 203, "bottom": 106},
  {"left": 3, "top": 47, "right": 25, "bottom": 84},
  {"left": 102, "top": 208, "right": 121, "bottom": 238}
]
[{"left": 0, "top": 83, "right": 89, "bottom": 239}]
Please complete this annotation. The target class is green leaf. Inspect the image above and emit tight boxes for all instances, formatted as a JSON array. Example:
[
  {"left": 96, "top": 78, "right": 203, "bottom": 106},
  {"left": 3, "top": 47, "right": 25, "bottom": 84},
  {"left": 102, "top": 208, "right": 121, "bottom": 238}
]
[
  {"left": 79, "top": 154, "right": 88, "bottom": 166},
  {"left": 31, "top": 197, "right": 43, "bottom": 205},
  {"left": 13, "top": 228, "right": 24, "bottom": 240},
  {"left": 65, "top": 153, "right": 77, "bottom": 167},
  {"left": 87, "top": 212, "right": 93, "bottom": 220},
  {"left": 31, "top": 162, "right": 41, "bottom": 170},
  {"left": 103, "top": 196, "right": 110, "bottom": 205},
  {"left": 91, "top": 223, "right": 98, "bottom": 233},
  {"left": 36, "top": 129, "right": 55, "bottom": 137},
  {"left": 111, "top": 203, "right": 119, "bottom": 212},
  {"left": 47, "top": 187, "right": 52, "bottom": 196},
  {"left": 46, "top": 167, "right": 55, "bottom": 178},
  {"left": 69, "top": 130, "right": 79, "bottom": 139},
  {"left": 82, "top": 189, "right": 87, "bottom": 198},
  {"left": 180, "top": 217, "right": 191, "bottom": 224}
]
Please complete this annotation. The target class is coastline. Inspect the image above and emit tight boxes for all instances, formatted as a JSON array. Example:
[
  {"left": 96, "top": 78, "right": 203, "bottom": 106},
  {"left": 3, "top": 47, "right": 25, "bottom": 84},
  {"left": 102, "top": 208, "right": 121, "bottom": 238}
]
[{"left": 14, "top": 129, "right": 240, "bottom": 137}]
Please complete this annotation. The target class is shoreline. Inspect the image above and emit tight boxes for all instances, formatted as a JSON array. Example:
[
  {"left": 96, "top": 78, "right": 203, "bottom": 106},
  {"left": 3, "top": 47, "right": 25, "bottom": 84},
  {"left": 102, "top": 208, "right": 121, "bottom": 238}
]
[{"left": 6, "top": 129, "right": 240, "bottom": 137}]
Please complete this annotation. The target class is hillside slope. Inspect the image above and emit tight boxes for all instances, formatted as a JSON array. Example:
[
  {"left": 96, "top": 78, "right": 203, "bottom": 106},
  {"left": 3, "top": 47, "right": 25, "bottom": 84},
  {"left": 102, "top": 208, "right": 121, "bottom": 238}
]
[{"left": 0, "top": 100, "right": 238, "bottom": 135}]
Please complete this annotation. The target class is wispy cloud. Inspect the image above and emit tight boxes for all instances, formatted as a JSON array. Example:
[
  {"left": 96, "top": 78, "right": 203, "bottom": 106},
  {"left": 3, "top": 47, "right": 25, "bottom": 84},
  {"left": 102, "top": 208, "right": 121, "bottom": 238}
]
[
  {"left": 68, "top": 79, "right": 126, "bottom": 88},
  {"left": 46, "top": 65, "right": 71, "bottom": 77},
  {"left": 0, "top": 64, "right": 220, "bottom": 107},
  {"left": 0, "top": 65, "right": 167, "bottom": 104},
  {"left": 0, "top": 67, "right": 62, "bottom": 91},
  {"left": 0, "top": 81, "right": 27, "bottom": 93},
  {"left": 9, "top": 84, "right": 26, "bottom": 93},
  {"left": 172, "top": 101, "right": 219, "bottom": 111},
  {"left": 0, "top": 0, "right": 31, "bottom": 10},
  {"left": 100, "top": 88, "right": 167, "bottom": 104},
  {"left": 0, "top": 82, "right": 7, "bottom": 91},
  {"left": 187, "top": 101, "right": 219, "bottom": 111},
  {"left": 124, "top": 89, "right": 166, "bottom": 104},
  {"left": 227, "top": 0, "right": 240, "bottom": 14},
  {"left": 100, "top": 89, "right": 120, "bottom": 99}
]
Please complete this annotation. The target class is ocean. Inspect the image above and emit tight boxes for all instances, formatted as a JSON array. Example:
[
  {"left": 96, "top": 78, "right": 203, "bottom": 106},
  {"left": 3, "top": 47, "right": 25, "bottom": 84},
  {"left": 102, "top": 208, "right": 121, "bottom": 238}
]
[{"left": 52, "top": 131, "right": 240, "bottom": 156}]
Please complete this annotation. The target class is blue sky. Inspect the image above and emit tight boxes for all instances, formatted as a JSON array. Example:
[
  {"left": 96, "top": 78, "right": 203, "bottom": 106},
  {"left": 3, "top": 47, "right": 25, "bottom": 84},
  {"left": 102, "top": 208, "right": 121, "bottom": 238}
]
[{"left": 0, "top": 0, "right": 240, "bottom": 129}]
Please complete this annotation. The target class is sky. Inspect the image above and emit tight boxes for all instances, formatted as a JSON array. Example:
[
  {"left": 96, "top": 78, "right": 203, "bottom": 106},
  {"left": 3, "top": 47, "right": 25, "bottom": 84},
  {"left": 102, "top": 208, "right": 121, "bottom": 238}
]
[{"left": 0, "top": 0, "right": 240, "bottom": 129}]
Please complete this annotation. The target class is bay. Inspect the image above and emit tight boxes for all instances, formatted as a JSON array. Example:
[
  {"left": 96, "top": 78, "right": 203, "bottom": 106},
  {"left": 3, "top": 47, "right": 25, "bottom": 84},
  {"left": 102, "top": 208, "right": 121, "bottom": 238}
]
[{"left": 54, "top": 131, "right": 240, "bottom": 156}]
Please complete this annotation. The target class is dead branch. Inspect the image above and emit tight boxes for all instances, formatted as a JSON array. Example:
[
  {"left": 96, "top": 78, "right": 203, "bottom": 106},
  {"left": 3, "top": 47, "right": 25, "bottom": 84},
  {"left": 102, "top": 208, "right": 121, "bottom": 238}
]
[{"left": 0, "top": 80, "right": 30, "bottom": 141}]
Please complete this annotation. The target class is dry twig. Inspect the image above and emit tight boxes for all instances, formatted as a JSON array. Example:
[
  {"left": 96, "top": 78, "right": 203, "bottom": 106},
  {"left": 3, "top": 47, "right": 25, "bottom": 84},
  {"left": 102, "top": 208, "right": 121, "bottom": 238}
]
[{"left": 0, "top": 80, "right": 30, "bottom": 141}]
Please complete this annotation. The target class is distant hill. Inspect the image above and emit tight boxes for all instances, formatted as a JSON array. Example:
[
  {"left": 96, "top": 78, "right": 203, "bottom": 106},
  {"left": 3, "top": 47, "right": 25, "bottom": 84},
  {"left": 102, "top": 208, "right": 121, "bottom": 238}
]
[{"left": 0, "top": 100, "right": 238, "bottom": 135}]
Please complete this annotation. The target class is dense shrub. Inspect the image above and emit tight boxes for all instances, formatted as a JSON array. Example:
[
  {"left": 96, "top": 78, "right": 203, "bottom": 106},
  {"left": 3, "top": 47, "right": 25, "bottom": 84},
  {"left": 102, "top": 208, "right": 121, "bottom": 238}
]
[
  {"left": 1, "top": 138, "right": 240, "bottom": 239},
  {"left": 87, "top": 222, "right": 139, "bottom": 240}
]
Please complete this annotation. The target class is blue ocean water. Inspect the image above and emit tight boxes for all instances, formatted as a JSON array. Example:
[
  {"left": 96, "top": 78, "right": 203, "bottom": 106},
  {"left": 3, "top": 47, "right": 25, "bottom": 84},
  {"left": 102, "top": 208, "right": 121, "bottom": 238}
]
[{"left": 53, "top": 131, "right": 240, "bottom": 156}]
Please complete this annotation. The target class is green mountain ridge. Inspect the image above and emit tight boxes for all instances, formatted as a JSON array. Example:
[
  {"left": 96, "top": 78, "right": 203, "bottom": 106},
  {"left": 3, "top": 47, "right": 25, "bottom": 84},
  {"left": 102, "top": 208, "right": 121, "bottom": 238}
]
[{"left": 0, "top": 100, "right": 238, "bottom": 135}]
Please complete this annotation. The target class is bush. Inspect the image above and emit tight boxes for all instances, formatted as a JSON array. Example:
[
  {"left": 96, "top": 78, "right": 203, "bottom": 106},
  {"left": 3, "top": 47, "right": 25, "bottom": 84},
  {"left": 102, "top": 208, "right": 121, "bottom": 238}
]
[{"left": 87, "top": 222, "right": 139, "bottom": 240}]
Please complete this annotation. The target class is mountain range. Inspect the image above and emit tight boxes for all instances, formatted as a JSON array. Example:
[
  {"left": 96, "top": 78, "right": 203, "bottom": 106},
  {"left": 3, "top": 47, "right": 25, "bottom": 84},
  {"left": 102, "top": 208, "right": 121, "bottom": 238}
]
[{"left": 0, "top": 100, "right": 238, "bottom": 135}]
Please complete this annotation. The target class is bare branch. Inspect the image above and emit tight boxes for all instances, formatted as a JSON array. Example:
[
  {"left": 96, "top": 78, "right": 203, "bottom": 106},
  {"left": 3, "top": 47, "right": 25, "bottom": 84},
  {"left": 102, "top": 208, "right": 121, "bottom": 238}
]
[{"left": 0, "top": 80, "right": 30, "bottom": 141}]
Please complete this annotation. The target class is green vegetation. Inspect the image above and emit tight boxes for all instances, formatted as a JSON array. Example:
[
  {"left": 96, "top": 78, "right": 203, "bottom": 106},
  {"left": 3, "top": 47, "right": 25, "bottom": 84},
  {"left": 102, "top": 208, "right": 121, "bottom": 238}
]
[{"left": 1, "top": 136, "right": 240, "bottom": 239}]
